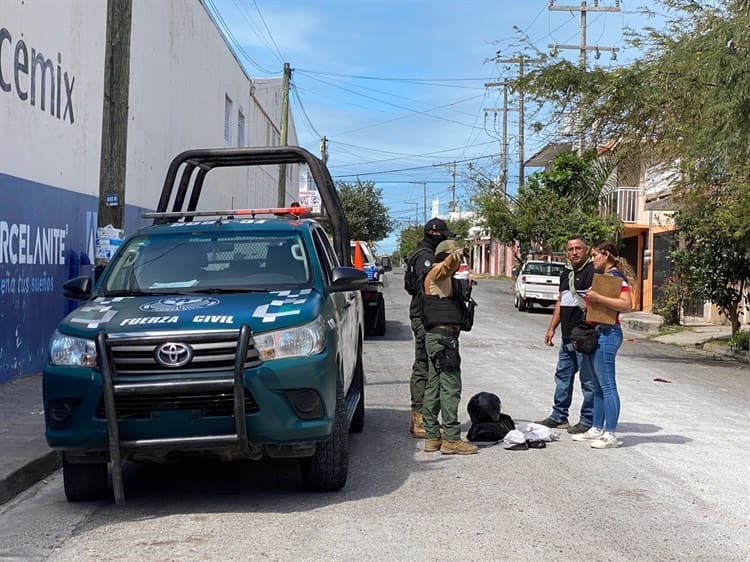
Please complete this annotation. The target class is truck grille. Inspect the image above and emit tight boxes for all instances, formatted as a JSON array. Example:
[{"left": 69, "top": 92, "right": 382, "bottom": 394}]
[
  {"left": 107, "top": 332, "right": 262, "bottom": 376},
  {"left": 95, "top": 388, "right": 259, "bottom": 420}
]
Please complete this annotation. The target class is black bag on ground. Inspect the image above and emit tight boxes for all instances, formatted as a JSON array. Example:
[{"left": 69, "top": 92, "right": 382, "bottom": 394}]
[
  {"left": 467, "top": 391, "right": 501, "bottom": 423},
  {"left": 569, "top": 322, "right": 599, "bottom": 354},
  {"left": 467, "top": 414, "right": 516, "bottom": 442}
]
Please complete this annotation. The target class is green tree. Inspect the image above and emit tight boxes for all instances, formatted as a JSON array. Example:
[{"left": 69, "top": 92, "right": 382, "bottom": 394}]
[
  {"left": 397, "top": 217, "right": 473, "bottom": 261},
  {"left": 517, "top": 0, "right": 750, "bottom": 334},
  {"left": 336, "top": 179, "right": 394, "bottom": 242},
  {"left": 398, "top": 224, "right": 423, "bottom": 260},
  {"left": 472, "top": 150, "right": 622, "bottom": 260}
]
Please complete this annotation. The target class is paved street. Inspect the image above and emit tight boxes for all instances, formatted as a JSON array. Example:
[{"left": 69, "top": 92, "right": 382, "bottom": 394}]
[{"left": 1, "top": 272, "right": 749, "bottom": 561}]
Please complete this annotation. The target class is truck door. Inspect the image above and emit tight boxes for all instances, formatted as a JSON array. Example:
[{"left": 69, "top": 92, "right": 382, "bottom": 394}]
[{"left": 312, "top": 229, "right": 358, "bottom": 389}]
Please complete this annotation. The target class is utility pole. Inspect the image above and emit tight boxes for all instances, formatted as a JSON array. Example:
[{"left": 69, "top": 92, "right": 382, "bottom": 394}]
[
  {"left": 408, "top": 182, "right": 427, "bottom": 223},
  {"left": 320, "top": 136, "right": 328, "bottom": 164},
  {"left": 548, "top": 1, "right": 621, "bottom": 154},
  {"left": 490, "top": 55, "right": 542, "bottom": 189},
  {"left": 484, "top": 81, "right": 510, "bottom": 194},
  {"left": 277, "top": 62, "right": 291, "bottom": 206},
  {"left": 403, "top": 201, "right": 419, "bottom": 226},
  {"left": 451, "top": 161, "right": 456, "bottom": 213},
  {"left": 96, "top": 0, "right": 132, "bottom": 276}
]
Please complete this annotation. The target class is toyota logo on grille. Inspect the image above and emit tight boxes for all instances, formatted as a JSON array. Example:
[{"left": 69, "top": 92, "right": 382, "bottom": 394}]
[{"left": 155, "top": 342, "right": 193, "bottom": 368}]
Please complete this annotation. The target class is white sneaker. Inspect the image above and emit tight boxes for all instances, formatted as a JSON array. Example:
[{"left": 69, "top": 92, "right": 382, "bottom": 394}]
[
  {"left": 590, "top": 432, "right": 619, "bottom": 449},
  {"left": 571, "top": 427, "right": 604, "bottom": 442}
]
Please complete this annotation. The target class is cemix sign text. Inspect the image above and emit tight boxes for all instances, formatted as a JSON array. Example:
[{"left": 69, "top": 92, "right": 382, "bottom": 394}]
[{"left": 0, "top": 27, "right": 76, "bottom": 124}]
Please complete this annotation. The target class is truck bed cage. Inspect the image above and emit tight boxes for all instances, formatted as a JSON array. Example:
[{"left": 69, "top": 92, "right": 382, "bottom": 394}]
[{"left": 155, "top": 146, "right": 351, "bottom": 266}]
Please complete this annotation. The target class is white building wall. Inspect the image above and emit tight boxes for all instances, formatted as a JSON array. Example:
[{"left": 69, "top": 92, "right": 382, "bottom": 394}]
[
  {"left": 0, "top": 0, "right": 298, "bottom": 382},
  {"left": 127, "top": 0, "right": 298, "bottom": 210},
  {"left": 0, "top": 0, "right": 107, "bottom": 196}
]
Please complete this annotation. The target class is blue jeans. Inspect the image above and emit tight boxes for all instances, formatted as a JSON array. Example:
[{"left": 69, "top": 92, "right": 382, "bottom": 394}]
[
  {"left": 591, "top": 324, "right": 623, "bottom": 432},
  {"left": 550, "top": 342, "right": 595, "bottom": 425}
]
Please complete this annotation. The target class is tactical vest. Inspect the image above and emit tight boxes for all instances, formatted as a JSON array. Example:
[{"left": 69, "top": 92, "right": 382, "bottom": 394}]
[{"left": 421, "top": 278, "right": 466, "bottom": 329}]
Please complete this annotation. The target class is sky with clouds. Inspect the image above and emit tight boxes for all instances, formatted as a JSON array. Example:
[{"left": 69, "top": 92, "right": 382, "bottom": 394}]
[{"left": 205, "top": 0, "right": 659, "bottom": 254}]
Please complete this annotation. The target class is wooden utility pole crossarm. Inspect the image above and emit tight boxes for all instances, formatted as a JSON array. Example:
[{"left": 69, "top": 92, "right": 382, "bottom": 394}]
[{"left": 548, "top": 1, "right": 621, "bottom": 154}]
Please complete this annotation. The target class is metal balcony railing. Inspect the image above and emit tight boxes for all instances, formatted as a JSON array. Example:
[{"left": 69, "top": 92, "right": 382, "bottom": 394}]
[{"left": 601, "top": 187, "right": 644, "bottom": 224}]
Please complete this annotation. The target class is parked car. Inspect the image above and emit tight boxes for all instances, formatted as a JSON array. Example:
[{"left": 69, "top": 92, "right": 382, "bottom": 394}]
[
  {"left": 351, "top": 241, "right": 386, "bottom": 336},
  {"left": 514, "top": 260, "right": 567, "bottom": 311}
]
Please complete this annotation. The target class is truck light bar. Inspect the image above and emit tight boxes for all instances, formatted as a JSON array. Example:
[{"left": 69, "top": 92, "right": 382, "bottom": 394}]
[{"left": 143, "top": 206, "right": 309, "bottom": 220}]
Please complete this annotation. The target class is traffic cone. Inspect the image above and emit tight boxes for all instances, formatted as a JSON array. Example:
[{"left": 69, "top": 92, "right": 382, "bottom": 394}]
[{"left": 353, "top": 242, "right": 365, "bottom": 270}]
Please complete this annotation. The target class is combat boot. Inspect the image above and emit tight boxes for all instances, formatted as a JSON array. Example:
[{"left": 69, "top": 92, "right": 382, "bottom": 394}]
[
  {"left": 410, "top": 410, "right": 426, "bottom": 439},
  {"left": 424, "top": 437, "right": 442, "bottom": 452},
  {"left": 440, "top": 439, "right": 479, "bottom": 455}
]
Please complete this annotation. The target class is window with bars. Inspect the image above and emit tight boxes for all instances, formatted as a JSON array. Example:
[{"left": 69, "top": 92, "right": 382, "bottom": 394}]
[
  {"left": 237, "top": 110, "right": 245, "bottom": 147},
  {"left": 224, "top": 95, "right": 233, "bottom": 147}
]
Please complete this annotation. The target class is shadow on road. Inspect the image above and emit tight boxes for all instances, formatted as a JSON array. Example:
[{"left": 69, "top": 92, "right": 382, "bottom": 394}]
[
  {"left": 366, "top": 320, "right": 412, "bottom": 342},
  {"left": 615, "top": 421, "right": 692, "bottom": 448},
  {"left": 619, "top": 434, "right": 693, "bottom": 447},
  {"left": 75, "top": 406, "right": 418, "bottom": 519}
]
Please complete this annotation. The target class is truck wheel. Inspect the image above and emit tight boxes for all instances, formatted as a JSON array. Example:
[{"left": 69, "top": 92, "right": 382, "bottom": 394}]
[
  {"left": 300, "top": 377, "right": 350, "bottom": 491},
  {"left": 349, "top": 344, "right": 365, "bottom": 433},
  {"left": 517, "top": 296, "right": 527, "bottom": 311},
  {"left": 363, "top": 304, "right": 374, "bottom": 336},
  {"left": 62, "top": 453, "right": 109, "bottom": 502},
  {"left": 372, "top": 294, "right": 386, "bottom": 336}
]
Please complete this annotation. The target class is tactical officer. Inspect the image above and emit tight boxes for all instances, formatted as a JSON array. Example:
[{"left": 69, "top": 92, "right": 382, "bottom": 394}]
[
  {"left": 405, "top": 218, "right": 454, "bottom": 439},
  {"left": 421, "top": 239, "right": 478, "bottom": 455}
]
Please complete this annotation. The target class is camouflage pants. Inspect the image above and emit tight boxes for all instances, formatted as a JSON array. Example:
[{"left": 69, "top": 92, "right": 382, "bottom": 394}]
[
  {"left": 422, "top": 328, "right": 462, "bottom": 441},
  {"left": 410, "top": 317, "right": 428, "bottom": 411}
]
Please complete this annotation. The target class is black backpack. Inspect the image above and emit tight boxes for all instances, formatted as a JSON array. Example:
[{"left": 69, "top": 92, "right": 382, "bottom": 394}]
[{"left": 404, "top": 247, "right": 432, "bottom": 296}]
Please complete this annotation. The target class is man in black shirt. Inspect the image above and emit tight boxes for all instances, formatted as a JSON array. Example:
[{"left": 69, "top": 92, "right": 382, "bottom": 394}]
[
  {"left": 536, "top": 236, "right": 595, "bottom": 434},
  {"left": 405, "top": 218, "right": 454, "bottom": 438}
]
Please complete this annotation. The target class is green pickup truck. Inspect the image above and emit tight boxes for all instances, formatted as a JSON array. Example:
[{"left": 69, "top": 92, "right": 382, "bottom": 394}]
[{"left": 43, "top": 147, "right": 368, "bottom": 503}]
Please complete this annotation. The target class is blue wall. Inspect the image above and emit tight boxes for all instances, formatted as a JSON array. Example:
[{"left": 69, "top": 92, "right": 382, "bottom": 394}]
[{"left": 0, "top": 173, "right": 148, "bottom": 383}]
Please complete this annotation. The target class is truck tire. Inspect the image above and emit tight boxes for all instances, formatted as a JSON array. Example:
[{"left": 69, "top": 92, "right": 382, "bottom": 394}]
[
  {"left": 62, "top": 453, "right": 109, "bottom": 502},
  {"left": 363, "top": 302, "right": 375, "bottom": 336},
  {"left": 349, "top": 343, "right": 365, "bottom": 433},
  {"left": 516, "top": 295, "right": 527, "bottom": 312},
  {"left": 372, "top": 294, "right": 386, "bottom": 336},
  {"left": 300, "top": 377, "right": 350, "bottom": 491}
]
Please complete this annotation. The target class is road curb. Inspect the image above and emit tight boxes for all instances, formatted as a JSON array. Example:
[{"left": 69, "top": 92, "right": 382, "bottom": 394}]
[
  {"left": 0, "top": 450, "right": 61, "bottom": 505},
  {"left": 702, "top": 342, "right": 750, "bottom": 364}
]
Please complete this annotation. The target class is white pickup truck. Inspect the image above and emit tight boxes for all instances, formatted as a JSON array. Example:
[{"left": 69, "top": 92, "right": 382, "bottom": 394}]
[{"left": 514, "top": 260, "right": 567, "bottom": 312}]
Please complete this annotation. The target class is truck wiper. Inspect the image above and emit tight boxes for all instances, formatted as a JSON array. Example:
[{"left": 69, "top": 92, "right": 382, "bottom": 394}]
[
  {"left": 180, "top": 287, "right": 269, "bottom": 294},
  {"left": 103, "top": 289, "right": 167, "bottom": 297}
]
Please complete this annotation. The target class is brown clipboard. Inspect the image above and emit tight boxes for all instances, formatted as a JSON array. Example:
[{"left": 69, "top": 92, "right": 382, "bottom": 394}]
[{"left": 586, "top": 273, "right": 623, "bottom": 324}]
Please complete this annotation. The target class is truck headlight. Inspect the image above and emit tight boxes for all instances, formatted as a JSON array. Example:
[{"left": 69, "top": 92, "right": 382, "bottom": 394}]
[
  {"left": 49, "top": 330, "right": 98, "bottom": 367},
  {"left": 253, "top": 317, "right": 326, "bottom": 361}
]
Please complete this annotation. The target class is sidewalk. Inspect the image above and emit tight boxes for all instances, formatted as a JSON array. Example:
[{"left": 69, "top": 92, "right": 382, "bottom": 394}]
[
  {"left": 0, "top": 374, "right": 60, "bottom": 505},
  {"left": 1, "top": 316, "right": 746, "bottom": 506}
]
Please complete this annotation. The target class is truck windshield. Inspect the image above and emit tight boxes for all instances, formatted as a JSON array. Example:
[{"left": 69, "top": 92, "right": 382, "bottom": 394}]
[{"left": 102, "top": 232, "right": 310, "bottom": 294}]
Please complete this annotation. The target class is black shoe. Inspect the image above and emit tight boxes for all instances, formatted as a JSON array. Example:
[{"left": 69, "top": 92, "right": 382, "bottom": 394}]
[
  {"left": 567, "top": 422, "right": 592, "bottom": 434},
  {"left": 535, "top": 417, "right": 570, "bottom": 430}
]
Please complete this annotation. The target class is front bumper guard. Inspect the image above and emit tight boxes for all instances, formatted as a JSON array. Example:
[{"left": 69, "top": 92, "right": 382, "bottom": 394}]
[{"left": 97, "top": 324, "right": 253, "bottom": 505}]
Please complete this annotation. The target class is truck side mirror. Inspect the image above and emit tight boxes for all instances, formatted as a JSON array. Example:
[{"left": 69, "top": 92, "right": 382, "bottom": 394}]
[{"left": 63, "top": 275, "right": 93, "bottom": 300}]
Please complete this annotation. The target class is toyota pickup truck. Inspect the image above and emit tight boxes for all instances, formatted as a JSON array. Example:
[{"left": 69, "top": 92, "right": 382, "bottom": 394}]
[
  {"left": 43, "top": 147, "right": 368, "bottom": 503},
  {"left": 514, "top": 260, "right": 567, "bottom": 312}
]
